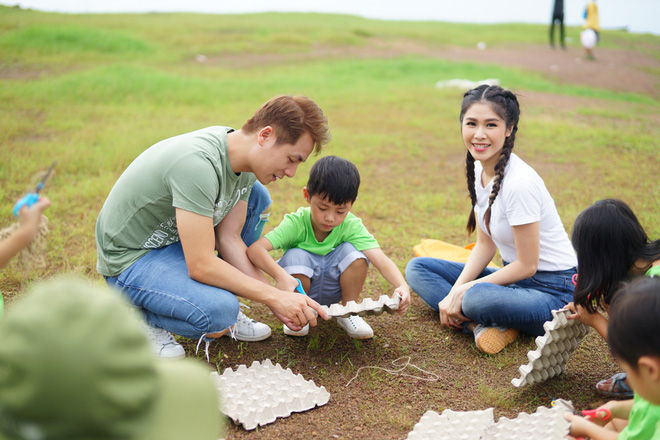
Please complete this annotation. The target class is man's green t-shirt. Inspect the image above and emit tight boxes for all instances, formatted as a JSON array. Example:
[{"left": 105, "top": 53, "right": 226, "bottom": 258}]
[
  {"left": 264, "top": 207, "right": 379, "bottom": 255},
  {"left": 619, "top": 394, "right": 660, "bottom": 440},
  {"left": 96, "top": 126, "right": 256, "bottom": 277}
]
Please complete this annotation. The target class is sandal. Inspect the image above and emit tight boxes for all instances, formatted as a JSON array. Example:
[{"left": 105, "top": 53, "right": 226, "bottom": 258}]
[{"left": 596, "top": 372, "right": 634, "bottom": 399}]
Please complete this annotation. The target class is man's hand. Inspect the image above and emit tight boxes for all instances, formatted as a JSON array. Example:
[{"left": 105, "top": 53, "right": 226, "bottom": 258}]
[{"left": 266, "top": 290, "right": 328, "bottom": 331}]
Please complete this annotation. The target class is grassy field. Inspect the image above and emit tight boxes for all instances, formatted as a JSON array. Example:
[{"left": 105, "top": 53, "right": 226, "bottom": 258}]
[{"left": 1, "top": 5, "right": 659, "bottom": 439}]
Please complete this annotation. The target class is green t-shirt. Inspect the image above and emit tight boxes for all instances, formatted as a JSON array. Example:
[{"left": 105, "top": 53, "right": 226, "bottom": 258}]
[
  {"left": 620, "top": 394, "right": 660, "bottom": 440},
  {"left": 264, "top": 207, "right": 379, "bottom": 256},
  {"left": 96, "top": 126, "right": 256, "bottom": 277}
]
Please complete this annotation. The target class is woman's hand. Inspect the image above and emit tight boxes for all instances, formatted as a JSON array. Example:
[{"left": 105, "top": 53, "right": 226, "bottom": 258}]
[{"left": 438, "top": 284, "right": 470, "bottom": 329}]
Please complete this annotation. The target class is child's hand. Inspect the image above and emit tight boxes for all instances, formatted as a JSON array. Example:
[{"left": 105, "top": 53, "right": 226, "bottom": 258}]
[
  {"left": 275, "top": 275, "right": 301, "bottom": 294},
  {"left": 394, "top": 285, "right": 410, "bottom": 314},
  {"left": 564, "top": 301, "right": 607, "bottom": 328},
  {"left": 18, "top": 196, "right": 50, "bottom": 238},
  {"left": 564, "top": 413, "right": 594, "bottom": 437}
]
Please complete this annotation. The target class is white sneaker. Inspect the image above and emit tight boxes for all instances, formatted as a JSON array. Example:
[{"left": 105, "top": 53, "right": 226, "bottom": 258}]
[
  {"left": 140, "top": 322, "right": 185, "bottom": 359},
  {"left": 337, "top": 315, "right": 373, "bottom": 339},
  {"left": 283, "top": 323, "right": 309, "bottom": 337},
  {"left": 233, "top": 311, "right": 272, "bottom": 342}
]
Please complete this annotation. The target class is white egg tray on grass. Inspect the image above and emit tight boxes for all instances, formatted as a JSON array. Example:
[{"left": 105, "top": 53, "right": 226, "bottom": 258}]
[
  {"left": 210, "top": 359, "right": 330, "bottom": 430},
  {"left": 321, "top": 294, "right": 400, "bottom": 318},
  {"left": 406, "top": 399, "right": 574, "bottom": 440},
  {"left": 511, "top": 309, "right": 590, "bottom": 387},
  {"left": 406, "top": 408, "right": 494, "bottom": 440}
]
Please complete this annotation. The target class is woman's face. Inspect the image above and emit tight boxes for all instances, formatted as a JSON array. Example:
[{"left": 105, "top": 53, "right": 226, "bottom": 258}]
[{"left": 461, "top": 103, "right": 513, "bottom": 172}]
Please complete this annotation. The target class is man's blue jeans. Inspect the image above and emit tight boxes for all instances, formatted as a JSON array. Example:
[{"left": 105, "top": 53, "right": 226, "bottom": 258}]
[
  {"left": 405, "top": 257, "right": 576, "bottom": 336},
  {"left": 106, "top": 182, "right": 272, "bottom": 339}
]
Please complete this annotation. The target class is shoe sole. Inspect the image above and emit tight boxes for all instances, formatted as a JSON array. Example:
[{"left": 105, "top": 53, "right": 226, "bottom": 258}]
[
  {"left": 234, "top": 331, "right": 272, "bottom": 342},
  {"left": 475, "top": 328, "right": 519, "bottom": 354},
  {"left": 154, "top": 352, "right": 185, "bottom": 360}
]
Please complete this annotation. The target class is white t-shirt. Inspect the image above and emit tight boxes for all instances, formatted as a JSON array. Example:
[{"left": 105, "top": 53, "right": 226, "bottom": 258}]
[{"left": 474, "top": 153, "right": 577, "bottom": 271}]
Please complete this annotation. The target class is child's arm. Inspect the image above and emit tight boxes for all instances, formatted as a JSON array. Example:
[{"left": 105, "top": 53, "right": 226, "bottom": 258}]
[
  {"left": 0, "top": 197, "right": 50, "bottom": 269},
  {"left": 362, "top": 247, "right": 410, "bottom": 314},
  {"left": 564, "top": 399, "right": 634, "bottom": 439},
  {"left": 564, "top": 414, "right": 619, "bottom": 440},
  {"left": 247, "top": 237, "right": 300, "bottom": 293}
]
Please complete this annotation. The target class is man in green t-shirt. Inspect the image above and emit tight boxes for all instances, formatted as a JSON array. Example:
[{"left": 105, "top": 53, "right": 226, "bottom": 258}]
[{"left": 96, "top": 95, "right": 330, "bottom": 359}]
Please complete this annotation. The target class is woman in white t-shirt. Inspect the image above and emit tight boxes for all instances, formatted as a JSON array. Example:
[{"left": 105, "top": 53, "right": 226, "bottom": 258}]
[{"left": 406, "top": 85, "right": 577, "bottom": 354}]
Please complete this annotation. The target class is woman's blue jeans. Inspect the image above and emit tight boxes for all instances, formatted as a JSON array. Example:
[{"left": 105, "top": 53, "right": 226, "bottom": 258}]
[
  {"left": 105, "top": 182, "right": 272, "bottom": 339},
  {"left": 405, "top": 257, "right": 576, "bottom": 336}
]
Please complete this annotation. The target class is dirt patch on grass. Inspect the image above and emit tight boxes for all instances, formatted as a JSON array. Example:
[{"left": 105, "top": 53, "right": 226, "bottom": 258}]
[{"left": 198, "top": 38, "right": 660, "bottom": 99}]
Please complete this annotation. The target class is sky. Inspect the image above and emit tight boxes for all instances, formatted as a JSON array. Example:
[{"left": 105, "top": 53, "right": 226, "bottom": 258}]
[{"left": 2, "top": 0, "right": 659, "bottom": 35}]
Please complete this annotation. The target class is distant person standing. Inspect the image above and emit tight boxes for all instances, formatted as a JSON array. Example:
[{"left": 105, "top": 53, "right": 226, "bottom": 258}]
[
  {"left": 549, "top": 0, "right": 565, "bottom": 49},
  {"left": 582, "top": 0, "right": 600, "bottom": 60}
]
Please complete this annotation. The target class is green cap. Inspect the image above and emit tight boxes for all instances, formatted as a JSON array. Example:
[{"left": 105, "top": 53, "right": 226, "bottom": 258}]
[{"left": 0, "top": 277, "right": 224, "bottom": 440}]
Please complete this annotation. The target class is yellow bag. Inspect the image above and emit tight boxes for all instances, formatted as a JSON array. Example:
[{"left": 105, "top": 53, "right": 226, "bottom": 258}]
[{"left": 412, "top": 239, "right": 499, "bottom": 268}]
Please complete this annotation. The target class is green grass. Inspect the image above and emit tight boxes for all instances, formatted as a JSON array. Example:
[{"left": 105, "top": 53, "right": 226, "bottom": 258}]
[{"left": 1, "top": 6, "right": 659, "bottom": 438}]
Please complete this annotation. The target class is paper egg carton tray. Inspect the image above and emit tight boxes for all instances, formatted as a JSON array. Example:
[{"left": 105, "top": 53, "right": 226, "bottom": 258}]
[
  {"left": 406, "top": 399, "right": 573, "bottom": 440},
  {"left": 321, "top": 294, "right": 400, "bottom": 318},
  {"left": 210, "top": 359, "right": 330, "bottom": 430},
  {"left": 511, "top": 309, "right": 590, "bottom": 387}
]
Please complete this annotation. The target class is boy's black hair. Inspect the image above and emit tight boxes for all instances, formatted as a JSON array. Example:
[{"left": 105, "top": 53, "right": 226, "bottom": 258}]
[
  {"left": 608, "top": 276, "right": 660, "bottom": 370},
  {"left": 572, "top": 199, "right": 660, "bottom": 313},
  {"left": 306, "top": 156, "right": 360, "bottom": 206}
]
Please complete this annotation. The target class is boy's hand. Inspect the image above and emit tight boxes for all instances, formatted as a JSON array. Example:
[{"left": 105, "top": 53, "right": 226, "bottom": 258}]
[
  {"left": 266, "top": 289, "right": 328, "bottom": 331},
  {"left": 563, "top": 413, "right": 594, "bottom": 438},
  {"left": 275, "top": 275, "right": 301, "bottom": 294},
  {"left": 394, "top": 285, "right": 411, "bottom": 314}
]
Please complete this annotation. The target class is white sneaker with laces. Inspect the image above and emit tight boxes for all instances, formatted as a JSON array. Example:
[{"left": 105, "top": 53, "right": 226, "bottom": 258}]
[
  {"left": 140, "top": 321, "right": 185, "bottom": 359},
  {"left": 232, "top": 310, "right": 272, "bottom": 342},
  {"left": 337, "top": 315, "right": 373, "bottom": 339},
  {"left": 283, "top": 323, "right": 309, "bottom": 337}
]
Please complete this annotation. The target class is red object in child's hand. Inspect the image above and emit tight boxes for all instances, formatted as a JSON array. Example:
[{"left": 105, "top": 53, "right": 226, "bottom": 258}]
[{"left": 582, "top": 408, "right": 612, "bottom": 420}]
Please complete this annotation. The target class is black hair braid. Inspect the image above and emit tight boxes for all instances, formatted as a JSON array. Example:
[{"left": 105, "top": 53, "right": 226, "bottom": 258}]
[{"left": 466, "top": 151, "right": 477, "bottom": 234}]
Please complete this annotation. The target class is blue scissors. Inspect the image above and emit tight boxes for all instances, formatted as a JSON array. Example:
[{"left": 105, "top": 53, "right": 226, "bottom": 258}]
[
  {"left": 295, "top": 279, "right": 307, "bottom": 295},
  {"left": 12, "top": 161, "right": 57, "bottom": 217}
]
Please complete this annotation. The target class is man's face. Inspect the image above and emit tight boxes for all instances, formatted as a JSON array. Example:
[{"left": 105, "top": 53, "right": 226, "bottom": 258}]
[{"left": 253, "top": 129, "right": 314, "bottom": 185}]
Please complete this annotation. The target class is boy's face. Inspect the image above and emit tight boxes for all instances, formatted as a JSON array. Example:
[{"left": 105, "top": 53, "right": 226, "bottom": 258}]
[
  {"left": 304, "top": 188, "right": 353, "bottom": 235},
  {"left": 619, "top": 357, "right": 660, "bottom": 405},
  {"left": 252, "top": 128, "right": 314, "bottom": 185}
]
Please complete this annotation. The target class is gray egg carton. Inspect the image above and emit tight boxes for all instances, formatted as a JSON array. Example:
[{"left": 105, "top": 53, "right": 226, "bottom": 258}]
[
  {"left": 511, "top": 309, "right": 590, "bottom": 388},
  {"left": 321, "top": 294, "right": 401, "bottom": 319},
  {"left": 406, "top": 399, "right": 573, "bottom": 440},
  {"left": 210, "top": 359, "right": 330, "bottom": 430},
  {"left": 406, "top": 408, "right": 494, "bottom": 440}
]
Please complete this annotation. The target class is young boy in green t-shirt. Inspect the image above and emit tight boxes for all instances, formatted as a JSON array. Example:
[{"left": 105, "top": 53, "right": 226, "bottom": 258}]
[
  {"left": 565, "top": 276, "right": 660, "bottom": 440},
  {"left": 248, "top": 156, "right": 410, "bottom": 339}
]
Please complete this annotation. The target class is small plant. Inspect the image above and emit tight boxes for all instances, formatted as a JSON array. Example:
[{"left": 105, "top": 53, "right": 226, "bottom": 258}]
[{"left": 307, "top": 333, "right": 322, "bottom": 350}]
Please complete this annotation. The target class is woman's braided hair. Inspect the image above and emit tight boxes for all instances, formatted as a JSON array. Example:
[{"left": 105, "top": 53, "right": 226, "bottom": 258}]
[{"left": 460, "top": 85, "right": 520, "bottom": 235}]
